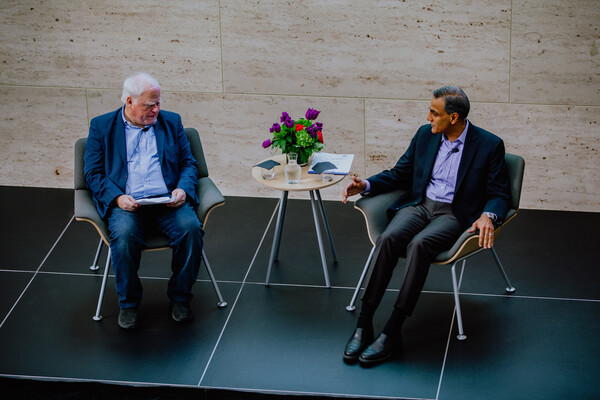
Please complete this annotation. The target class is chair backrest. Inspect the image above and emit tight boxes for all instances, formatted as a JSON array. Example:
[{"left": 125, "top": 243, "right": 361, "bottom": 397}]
[
  {"left": 73, "top": 128, "right": 208, "bottom": 190},
  {"left": 504, "top": 153, "right": 525, "bottom": 211},
  {"left": 74, "top": 138, "right": 87, "bottom": 190},
  {"left": 184, "top": 127, "right": 209, "bottom": 178}
]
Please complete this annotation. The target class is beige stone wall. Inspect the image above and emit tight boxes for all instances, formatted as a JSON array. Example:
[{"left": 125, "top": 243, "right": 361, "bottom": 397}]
[{"left": 0, "top": 0, "right": 598, "bottom": 211}]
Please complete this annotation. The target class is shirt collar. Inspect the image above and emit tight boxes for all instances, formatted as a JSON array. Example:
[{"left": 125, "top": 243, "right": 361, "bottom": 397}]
[{"left": 442, "top": 119, "right": 469, "bottom": 147}]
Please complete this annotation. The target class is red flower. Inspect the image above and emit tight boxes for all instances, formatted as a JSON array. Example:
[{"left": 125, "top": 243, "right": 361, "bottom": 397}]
[
  {"left": 295, "top": 124, "right": 305, "bottom": 132},
  {"left": 317, "top": 131, "right": 323, "bottom": 143}
]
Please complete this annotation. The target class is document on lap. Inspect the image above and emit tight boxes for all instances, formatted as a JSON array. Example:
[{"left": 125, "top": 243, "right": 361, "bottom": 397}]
[{"left": 135, "top": 195, "right": 174, "bottom": 205}]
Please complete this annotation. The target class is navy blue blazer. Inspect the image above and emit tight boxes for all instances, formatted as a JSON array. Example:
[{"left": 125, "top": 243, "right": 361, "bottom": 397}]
[
  {"left": 84, "top": 108, "right": 199, "bottom": 219},
  {"left": 367, "top": 123, "right": 511, "bottom": 229}
]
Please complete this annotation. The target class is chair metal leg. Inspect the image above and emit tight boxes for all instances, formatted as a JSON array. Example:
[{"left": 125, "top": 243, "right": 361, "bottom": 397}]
[
  {"left": 346, "top": 245, "right": 376, "bottom": 312},
  {"left": 451, "top": 260, "right": 467, "bottom": 340},
  {"left": 201, "top": 249, "right": 227, "bottom": 308},
  {"left": 93, "top": 248, "right": 111, "bottom": 321},
  {"left": 490, "top": 247, "right": 516, "bottom": 293},
  {"left": 90, "top": 238, "right": 103, "bottom": 271}
]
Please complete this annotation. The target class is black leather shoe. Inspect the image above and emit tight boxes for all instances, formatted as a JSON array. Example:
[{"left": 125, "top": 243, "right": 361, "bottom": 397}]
[
  {"left": 359, "top": 333, "right": 401, "bottom": 365},
  {"left": 343, "top": 328, "right": 374, "bottom": 363}
]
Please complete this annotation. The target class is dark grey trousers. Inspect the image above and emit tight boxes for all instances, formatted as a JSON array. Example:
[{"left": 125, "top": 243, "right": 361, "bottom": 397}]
[{"left": 362, "top": 197, "right": 463, "bottom": 316}]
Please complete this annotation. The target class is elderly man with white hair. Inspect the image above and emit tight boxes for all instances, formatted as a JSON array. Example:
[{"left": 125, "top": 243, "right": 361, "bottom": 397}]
[{"left": 84, "top": 72, "right": 203, "bottom": 329}]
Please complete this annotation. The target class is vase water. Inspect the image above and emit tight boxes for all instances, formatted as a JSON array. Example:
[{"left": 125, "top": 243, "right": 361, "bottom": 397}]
[{"left": 284, "top": 152, "right": 301, "bottom": 184}]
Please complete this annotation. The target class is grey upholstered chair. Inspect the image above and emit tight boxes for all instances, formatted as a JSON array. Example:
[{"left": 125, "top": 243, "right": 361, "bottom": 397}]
[
  {"left": 346, "top": 153, "right": 525, "bottom": 340},
  {"left": 74, "top": 127, "right": 227, "bottom": 321}
]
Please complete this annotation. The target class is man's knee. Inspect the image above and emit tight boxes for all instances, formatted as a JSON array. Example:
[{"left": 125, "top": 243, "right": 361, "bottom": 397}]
[
  {"left": 109, "top": 212, "right": 143, "bottom": 245},
  {"left": 173, "top": 214, "right": 204, "bottom": 247}
]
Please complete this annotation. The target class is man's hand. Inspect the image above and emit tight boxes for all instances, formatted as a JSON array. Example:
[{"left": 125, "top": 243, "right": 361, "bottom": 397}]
[
  {"left": 116, "top": 195, "right": 140, "bottom": 212},
  {"left": 468, "top": 213, "right": 496, "bottom": 249},
  {"left": 167, "top": 188, "right": 186, "bottom": 208},
  {"left": 342, "top": 175, "right": 367, "bottom": 204}
]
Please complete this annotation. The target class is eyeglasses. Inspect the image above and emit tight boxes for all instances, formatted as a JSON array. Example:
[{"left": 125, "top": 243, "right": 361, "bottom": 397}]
[{"left": 142, "top": 101, "right": 161, "bottom": 110}]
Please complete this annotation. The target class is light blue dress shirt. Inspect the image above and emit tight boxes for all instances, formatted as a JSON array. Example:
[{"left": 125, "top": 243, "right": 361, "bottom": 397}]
[
  {"left": 424, "top": 121, "right": 469, "bottom": 203},
  {"left": 122, "top": 108, "right": 169, "bottom": 199},
  {"left": 363, "top": 121, "right": 469, "bottom": 204}
]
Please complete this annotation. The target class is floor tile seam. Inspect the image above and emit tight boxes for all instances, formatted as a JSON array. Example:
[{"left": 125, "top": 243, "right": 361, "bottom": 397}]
[
  {"left": 29, "top": 269, "right": 249, "bottom": 286},
  {"left": 196, "top": 199, "right": 281, "bottom": 387},
  {"left": 206, "top": 281, "right": 600, "bottom": 304},
  {"left": 0, "top": 373, "right": 198, "bottom": 389},
  {"left": 434, "top": 263, "right": 469, "bottom": 400},
  {"left": 442, "top": 290, "right": 600, "bottom": 304},
  {"left": 436, "top": 306, "right": 458, "bottom": 400},
  {"left": 0, "top": 269, "right": 37, "bottom": 274},
  {"left": 0, "top": 216, "right": 74, "bottom": 330},
  {"left": 199, "top": 385, "right": 429, "bottom": 400}
]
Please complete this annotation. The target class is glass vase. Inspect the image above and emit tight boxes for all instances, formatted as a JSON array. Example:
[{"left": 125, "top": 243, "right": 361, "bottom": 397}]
[{"left": 284, "top": 152, "right": 301, "bottom": 184}]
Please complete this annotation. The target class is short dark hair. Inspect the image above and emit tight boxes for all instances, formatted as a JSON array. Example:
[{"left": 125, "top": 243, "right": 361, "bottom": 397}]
[{"left": 433, "top": 86, "right": 470, "bottom": 120}]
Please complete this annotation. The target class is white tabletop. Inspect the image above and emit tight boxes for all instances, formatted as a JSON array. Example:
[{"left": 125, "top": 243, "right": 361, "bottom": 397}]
[{"left": 252, "top": 154, "right": 345, "bottom": 192}]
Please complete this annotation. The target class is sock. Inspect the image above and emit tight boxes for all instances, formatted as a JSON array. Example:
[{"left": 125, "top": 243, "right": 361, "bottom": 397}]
[
  {"left": 356, "top": 301, "right": 376, "bottom": 331},
  {"left": 382, "top": 307, "right": 407, "bottom": 339}
]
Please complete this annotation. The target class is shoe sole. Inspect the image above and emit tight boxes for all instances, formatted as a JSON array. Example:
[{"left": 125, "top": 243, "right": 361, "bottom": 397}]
[
  {"left": 358, "top": 351, "right": 394, "bottom": 366},
  {"left": 171, "top": 313, "right": 193, "bottom": 323},
  {"left": 118, "top": 320, "right": 139, "bottom": 329},
  {"left": 343, "top": 353, "right": 360, "bottom": 364}
]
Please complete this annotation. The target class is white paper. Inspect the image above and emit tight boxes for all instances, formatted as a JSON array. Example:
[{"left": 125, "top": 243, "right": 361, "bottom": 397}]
[
  {"left": 308, "top": 152, "right": 354, "bottom": 175},
  {"left": 135, "top": 196, "right": 174, "bottom": 205}
]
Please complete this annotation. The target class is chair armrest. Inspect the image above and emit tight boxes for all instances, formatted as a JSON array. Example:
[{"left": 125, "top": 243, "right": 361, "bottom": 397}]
[
  {"left": 196, "top": 177, "right": 225, "bottom": 228},
  {"left": 434, "top": 208, "right": 518, "bottom": 264},
  {"left": 354, "top": 189, "right": 405, "bottom": 246},
  {"left": 74, "top": 189, "right": 110, "bottom": 244}
]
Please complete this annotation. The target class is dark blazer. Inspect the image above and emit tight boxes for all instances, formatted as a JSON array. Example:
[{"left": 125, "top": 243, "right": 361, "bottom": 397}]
[
  {"left": 367, "top": 122, "right": 511, "bottom": 229},
  {"left": 84, "top": 108, "right": 199, "bottom": 219}
]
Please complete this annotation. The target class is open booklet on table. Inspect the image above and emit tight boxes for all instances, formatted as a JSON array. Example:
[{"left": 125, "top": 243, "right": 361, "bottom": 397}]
[{"left": 308, "top": 152, "right": 354, "bottom": 175}]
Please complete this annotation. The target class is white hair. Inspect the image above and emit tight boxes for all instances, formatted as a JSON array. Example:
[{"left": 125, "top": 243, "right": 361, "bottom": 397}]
[{"left": 120, "top": 72, "right": 160, "bottom": 104}]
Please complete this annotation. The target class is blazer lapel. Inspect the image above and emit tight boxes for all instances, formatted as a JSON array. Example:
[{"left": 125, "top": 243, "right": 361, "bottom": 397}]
[
  {"left": 422, "top": 132, "right": 442, "bottom": 182},
  {"left": 113, "top": 113, "right": 127, "bottom": 166},
  {"left": 153, "top": 118, "right": 165, "bottom": 165},
  {"left": 455, "top": 123, "right": 479, "bottom": 191}
]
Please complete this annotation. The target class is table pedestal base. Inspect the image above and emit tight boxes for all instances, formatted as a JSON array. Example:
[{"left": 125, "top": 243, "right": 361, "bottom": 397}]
[{"left": 265, "top": 189, "right": 338, "bottom": 287}]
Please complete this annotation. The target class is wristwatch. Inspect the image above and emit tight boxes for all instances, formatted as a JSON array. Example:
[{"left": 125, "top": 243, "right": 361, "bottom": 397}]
[{"left": 483, "top": 212, "right": 497, "bottom": 222}]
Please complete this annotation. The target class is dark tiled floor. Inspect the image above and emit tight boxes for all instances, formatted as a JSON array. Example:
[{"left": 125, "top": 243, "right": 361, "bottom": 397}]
[{"left": 0, "top": 186, "right": 599, "bottom": 399}]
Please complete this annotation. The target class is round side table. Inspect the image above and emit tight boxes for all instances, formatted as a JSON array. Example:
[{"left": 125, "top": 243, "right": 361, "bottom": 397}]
[{"left": 252, "top": 154, "right": 345, "bottom": 287}]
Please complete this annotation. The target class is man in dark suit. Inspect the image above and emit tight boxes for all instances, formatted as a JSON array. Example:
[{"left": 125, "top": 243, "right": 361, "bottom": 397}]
[
  {"left": 84, "top": 72, "right": 203, "bottom": 329},
  {"left": 342, "top": 86, "right": 511, "bottom": 365}
]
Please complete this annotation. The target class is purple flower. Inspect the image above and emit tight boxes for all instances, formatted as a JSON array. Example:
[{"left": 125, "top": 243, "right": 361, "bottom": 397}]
[
  {"left": 306, "top": 125, "right": 318, "bottom": 138},
  {"left": 262, "top": 139, "right": 272, "bottom": 148},
  {"left": 280, "top": 112, "right": 290, "bottom": 123},
  {"left": 283, "top": 118, "right": 294, "bottom": 129},
  {"left": 270, "top": 123, "right": 281, "bottom": 133},
  {"left": 305, "top": 108, "right": 320, "bottom": 120},
  {"left": 314, "top": 122, "right": 323, "bottom": 130}
]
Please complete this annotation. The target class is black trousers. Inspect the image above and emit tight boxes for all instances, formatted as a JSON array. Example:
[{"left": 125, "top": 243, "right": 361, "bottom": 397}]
[{"left": 362, "top": 197, "right": 463, "bottom": 316}]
